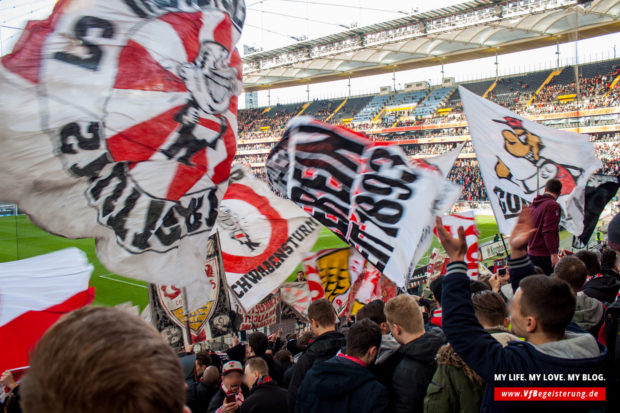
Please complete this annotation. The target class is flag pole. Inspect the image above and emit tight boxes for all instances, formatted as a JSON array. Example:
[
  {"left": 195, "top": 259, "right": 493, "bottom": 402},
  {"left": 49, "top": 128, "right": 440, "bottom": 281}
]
[
  {"left": 499, "top": 233, "right": 509, "bottom": 258},
  {"left": 181, "top": 287, "right": 192, "bottom": 347}
]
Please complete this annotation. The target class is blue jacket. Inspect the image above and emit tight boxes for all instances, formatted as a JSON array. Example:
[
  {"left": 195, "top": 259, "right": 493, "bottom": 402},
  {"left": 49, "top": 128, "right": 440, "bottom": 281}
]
[
  {"left": 295, "top": 355, "right": 390, "bottom": 413},
  {"left": 442, "top": 257, "right": 607, "bottom": 413}
]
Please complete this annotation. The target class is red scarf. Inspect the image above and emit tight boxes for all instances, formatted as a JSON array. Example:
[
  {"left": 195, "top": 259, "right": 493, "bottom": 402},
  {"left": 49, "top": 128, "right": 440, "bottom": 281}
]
[{"left": 338, "top": 353, "right": 367, "bottom": 367}]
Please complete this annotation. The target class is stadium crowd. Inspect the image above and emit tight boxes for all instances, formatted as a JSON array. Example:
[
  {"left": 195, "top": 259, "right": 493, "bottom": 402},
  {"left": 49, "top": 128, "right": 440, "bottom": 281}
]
[
  {"left": 232, "top": 136, "right": 618, "bottom": 203},
  {"left": 3, "top": 210, "right": 620, "bottom": 413}
]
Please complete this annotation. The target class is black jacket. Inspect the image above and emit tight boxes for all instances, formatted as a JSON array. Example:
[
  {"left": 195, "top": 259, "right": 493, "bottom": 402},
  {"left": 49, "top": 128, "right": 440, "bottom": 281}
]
[
  {"left": 240, "top": 380, "right": 288, "bottom": 413},
  {"left": 255, "top": 353, "right": 283, "bottom": 384},
  {"left": 287, "top": 331, "right": 346, "bottom": 412},
  {"left": 583, "top": 269, "right": 620, "bottom": 304},
  {"left": 389, "top": 328, "right": 446, "bottom": 413},
  {"left": 186, "top": 377, "right": 218, "bottom": 413},
  {"left": 296, "top": 355, "right": 389, "bottom": 413}
]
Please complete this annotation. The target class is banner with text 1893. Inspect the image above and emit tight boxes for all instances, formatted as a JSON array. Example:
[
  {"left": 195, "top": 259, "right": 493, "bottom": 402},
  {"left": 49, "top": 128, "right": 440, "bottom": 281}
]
[{"left": 266, "top": 117, "right": 460, "bottom": 288}]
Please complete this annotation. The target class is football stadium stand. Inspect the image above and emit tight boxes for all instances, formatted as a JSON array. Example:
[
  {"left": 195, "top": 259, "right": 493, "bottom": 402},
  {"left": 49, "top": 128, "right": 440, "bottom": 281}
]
[{"left": 235, "top": 57, "right": 620, "bottom": 203}]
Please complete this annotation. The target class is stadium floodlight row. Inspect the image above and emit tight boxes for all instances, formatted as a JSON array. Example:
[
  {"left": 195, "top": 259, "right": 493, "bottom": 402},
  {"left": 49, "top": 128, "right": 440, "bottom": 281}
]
[{"left": 241, "top": 0, "right": 620, "bottom": 91}]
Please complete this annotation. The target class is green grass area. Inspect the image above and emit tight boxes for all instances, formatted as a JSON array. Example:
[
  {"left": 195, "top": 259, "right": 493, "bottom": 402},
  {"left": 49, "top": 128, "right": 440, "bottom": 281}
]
[{"left": 0, "top": 214, "right": 500, "bottom": 310}]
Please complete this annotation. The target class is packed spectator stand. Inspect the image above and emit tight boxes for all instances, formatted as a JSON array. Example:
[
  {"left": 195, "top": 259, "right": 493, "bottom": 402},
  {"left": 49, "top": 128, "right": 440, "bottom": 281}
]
[{"left": 234, "top": 58, "right": 620, "bottom": 203}]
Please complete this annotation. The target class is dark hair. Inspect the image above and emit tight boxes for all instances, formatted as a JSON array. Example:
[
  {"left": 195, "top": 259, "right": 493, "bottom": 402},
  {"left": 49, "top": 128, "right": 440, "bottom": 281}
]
[
  {"left": 519, "top": 275, "right": 576, "bottom": 339},
  {"left": 430, "top": 276, "right": 445, "bottom": 305},
  {"left": 274, "top": 349, "right": 292, "bottom": 363},
  {"left": 472, "top": 291, "right": 507, "bottom": 326},
  {"left": 308, "top": 299, "right": 336, "bottom": 327},
  {"left": 346, "top": 319, "right": 381, "bottom": 359},
  {"left": 297, "top": 331, "right": 314, "bottom": 349},
  {"left": 554, "top": 256, "right": 588, "bottom": 292},
  {"left": 601, "top": 248, "right": 618, "bottom": 270},
  {"left": 575, "top": 250, "right": 601, "bottom": 276},
  {"left": 470, "top": 280, "right": 492, "bottom": 294},
  {"left": 356, "top": 300, "right": 386, "bottom": 325},
  {"left": 545, "top": 179, "right": 562, "bottom": 195},
  {"left": 248, "top": 332, "right": 269, "bottom": 356},
  {"left": 195, "top": 351, "right": 212, "bottom": 367},
  {"left": 21, "top": 307, "right": 185, "bottom": 413}
]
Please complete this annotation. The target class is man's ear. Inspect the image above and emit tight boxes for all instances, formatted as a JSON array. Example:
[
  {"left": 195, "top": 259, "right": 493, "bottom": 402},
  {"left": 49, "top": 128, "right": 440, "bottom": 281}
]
[
  {"left": 525, "top": 316, "right": 537, "bottom": 333},
  {"left": 503, "top": 317, "right": 510, "bottom": 328},
  {"left": 368, "top": 345, "right": 378, "bottom": 359}
]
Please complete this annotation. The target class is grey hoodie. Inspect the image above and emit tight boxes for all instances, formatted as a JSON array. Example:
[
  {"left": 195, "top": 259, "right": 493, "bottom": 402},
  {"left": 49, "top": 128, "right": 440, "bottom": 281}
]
[
  {"left": 377, "top": 333, "right": 400, "bottom": 364},
  {"left": 536, "top": 330, "right": 603, "bottom": 359},
  {"left": 572, "top": 292, "right": 604, "bottom": 331}
]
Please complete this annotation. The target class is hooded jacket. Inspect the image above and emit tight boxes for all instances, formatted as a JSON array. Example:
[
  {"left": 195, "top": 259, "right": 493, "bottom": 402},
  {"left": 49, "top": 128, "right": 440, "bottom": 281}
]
[
  {"left": 287, "top": 331, "right": 346, "bottom": 413},
  {"left": 390, "top": 327, "right": 446, "bottom": 413},
  {"left": 295, "top": 355, "right": 390, "bottom": 413},
  {"left": 423, "top": 328, "right": 520, "bottom": 413},
  {"left": 377, "top": 333, "right": 400, "bottom": 364},
  {"left": 583, "top": 272, "right": 620, "bottom": 305},
  {"left": 528, "top": 193, "right": 561, "bottom": 257},
  {"left": 442, "top": 258, "right": 607, "bottom": 413},
  {"left": 240, "top": 379, "right": 288, "bottom": 413},
  {"left": 573, "top": 292, "right": 605, "bottom": 335}
]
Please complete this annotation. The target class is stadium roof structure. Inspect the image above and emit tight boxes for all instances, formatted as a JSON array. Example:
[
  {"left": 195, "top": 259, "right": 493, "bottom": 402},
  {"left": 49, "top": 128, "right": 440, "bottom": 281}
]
[{"left": 242, "top": 0, "right": 620, "bottom": 92}]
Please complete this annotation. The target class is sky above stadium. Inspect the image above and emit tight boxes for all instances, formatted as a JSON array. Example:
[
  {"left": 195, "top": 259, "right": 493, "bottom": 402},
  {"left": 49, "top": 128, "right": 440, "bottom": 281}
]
[{"left": 2, "top": 0, "right": 620, "bottom": 107}]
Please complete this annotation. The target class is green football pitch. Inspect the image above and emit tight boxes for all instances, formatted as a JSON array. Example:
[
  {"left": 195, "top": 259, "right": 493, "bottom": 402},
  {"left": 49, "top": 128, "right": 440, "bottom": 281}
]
[{"left": 0, "top": 214, "right": 501, "bottom": 311}]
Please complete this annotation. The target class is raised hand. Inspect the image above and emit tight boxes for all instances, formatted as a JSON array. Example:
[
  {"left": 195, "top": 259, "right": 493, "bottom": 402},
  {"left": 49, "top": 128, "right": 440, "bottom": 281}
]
[
  {"left": 509, "top": 209, "right": 536, "bottom": 259},
  {"left": 435, "top": 216, "right": 467, "bottom": 263}
]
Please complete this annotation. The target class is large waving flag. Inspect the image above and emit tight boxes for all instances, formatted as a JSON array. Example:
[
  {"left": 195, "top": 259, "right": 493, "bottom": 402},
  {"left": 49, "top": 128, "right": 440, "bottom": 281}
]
[
  {"left": 216, "top": 166, "right": 321, "bottom": 311},
  {"left": 266, "top": 117, "right": 460, "bottom": 288},
  {"left": 459, "top": 86, "right": 601, "bottom": 235},
  {"left": 0, "top": 248, "right": 95, "bottom": 372},
  {"left": 0, "top": 0, "right": 246, "bottom": 311}
]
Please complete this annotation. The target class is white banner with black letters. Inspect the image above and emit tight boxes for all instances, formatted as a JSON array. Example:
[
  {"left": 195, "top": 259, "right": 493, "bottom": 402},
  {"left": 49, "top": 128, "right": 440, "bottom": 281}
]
[{"left": 266, "top": 117, "right": 460, "bottom": 288}]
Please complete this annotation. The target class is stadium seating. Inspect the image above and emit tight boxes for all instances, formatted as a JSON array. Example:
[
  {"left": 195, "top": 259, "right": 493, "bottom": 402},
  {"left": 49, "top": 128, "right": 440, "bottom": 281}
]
[
  {"left": 329, "top": 95, "right": 374, "bottom": 124},
  {"left": 352, "top": 94, "right": 393, "bottom": 123},
  {"left": 236, "top": 57, "right": 620, "bottom": 201},
  {"left": 411, "top": 87, "right": 455, "bottom": 117}
]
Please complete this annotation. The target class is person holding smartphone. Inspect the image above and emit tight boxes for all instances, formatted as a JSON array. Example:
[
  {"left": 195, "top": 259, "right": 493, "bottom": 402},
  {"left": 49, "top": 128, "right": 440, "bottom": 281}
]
[{"left": 207, "top": 361, "right": 247, "bottom": 413}]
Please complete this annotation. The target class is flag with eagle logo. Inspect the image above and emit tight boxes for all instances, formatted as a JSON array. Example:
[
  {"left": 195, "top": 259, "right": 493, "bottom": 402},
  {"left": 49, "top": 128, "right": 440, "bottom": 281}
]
[{"left": 0, "top": 0, "right": 246, "bottom": 311}]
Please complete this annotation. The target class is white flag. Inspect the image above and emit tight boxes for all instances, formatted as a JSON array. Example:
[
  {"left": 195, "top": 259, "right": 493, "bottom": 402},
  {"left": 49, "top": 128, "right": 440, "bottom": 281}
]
[
  {"left": 410, "top": 142, "right": 464, "bottom": 178},
  {"left": 266, "top": 117, "right": 460, "bottom": 288},
  {"left": 217, "top": 166, "right": 321, "bottom": 311},
  {"left": 0, "top": 1, "right": 246, "bottom": 311},
  {"left": 459, "top": 86, "right": 601, "bottom": 235}
]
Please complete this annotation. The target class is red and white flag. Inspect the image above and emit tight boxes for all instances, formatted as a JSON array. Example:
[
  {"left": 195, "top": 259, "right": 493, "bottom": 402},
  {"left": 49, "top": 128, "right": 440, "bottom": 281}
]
[
  {"left": 0, "top": 248, "right": 95, "bottom": 372},
  {"left": 434, "top": 211, "right": 481, "bottom": 279},
  {"left": 217, "top": 166, "right": 320, "bottom": 311},
  {"left": 0, "top": 0, "right": 245, "bottom": 312}
]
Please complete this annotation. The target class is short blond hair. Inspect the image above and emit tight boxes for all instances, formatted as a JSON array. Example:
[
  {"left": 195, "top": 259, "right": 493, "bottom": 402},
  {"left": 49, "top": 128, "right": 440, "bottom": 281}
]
[
  {"left": 245, "top": 357, "right": 269, "bottom": 376},
  {"left": 384, "top": 295, "right": 424, "bottom": 334}
]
